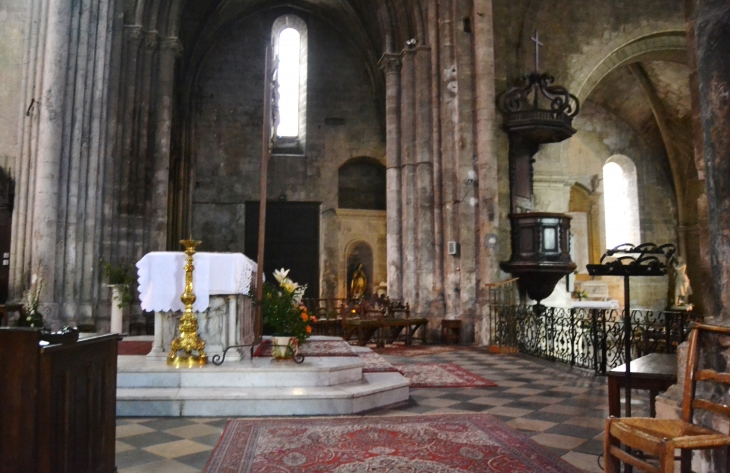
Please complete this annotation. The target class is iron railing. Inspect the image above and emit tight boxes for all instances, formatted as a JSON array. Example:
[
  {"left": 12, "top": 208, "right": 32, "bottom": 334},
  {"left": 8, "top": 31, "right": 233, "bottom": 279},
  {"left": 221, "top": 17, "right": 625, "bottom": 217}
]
[{"left": 489, "top": 304, "right": 702, "bottom": 374}]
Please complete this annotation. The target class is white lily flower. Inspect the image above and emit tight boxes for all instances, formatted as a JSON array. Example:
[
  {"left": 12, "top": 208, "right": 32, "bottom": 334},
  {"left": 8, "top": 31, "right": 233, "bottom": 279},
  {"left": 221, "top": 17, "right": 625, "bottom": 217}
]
[{"left": 273, "top": 268, "right": 290, "bottom": 284}]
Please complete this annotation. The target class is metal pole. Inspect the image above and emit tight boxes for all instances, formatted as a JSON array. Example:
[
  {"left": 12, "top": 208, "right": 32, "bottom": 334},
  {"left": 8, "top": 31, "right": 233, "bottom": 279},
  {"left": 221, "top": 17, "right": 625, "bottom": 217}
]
[
  {"left": 255, "top": 45, "right": 273, "bottom": 342},
  {"left": 624, "top": 274, "right": 632, "bottom": 417}
]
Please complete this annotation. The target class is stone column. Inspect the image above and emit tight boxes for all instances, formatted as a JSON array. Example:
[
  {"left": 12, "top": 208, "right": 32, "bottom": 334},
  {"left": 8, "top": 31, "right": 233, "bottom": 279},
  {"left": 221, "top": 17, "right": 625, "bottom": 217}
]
[
  {"left": 472, "top": 0, "right": 498, "bottom": 344},
  {"left": 32, "top": 0, "right": 73, "bottom": 314},
  {"left": 438, "top": 0, "right": 461, "bottom": 319},
  {"left": 137, "top": 31, "right": 158, "bottom": 253},
  {"left": 11, "top": 0, "right": 47, "bottom": 299},
  {"left": 400, "top": 48, "right": 417, "bottom": 308},
  {"left": 153, "top": 37, "right": 183, "bottom": 251},
  {"left": 379, "top": 53, "right": 403, "bottom": 300},
  {"left": 693, "top": 1, "right": 730, "bottom": 319},
  {"left": 415, "top": 46, "right": 435, "bottom": 316}
]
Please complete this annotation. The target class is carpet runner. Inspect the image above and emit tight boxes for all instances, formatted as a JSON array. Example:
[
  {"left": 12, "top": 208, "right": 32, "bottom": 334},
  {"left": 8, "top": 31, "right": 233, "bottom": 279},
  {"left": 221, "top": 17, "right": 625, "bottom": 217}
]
[
  {"left": 118, "top": 341, "right": 153, "bottom": 356},
  {"left": 204, "top": 414, "right": 581, "bottom": 473},
  {"left": 393, "top": 363, "right": 498, "bottom": 388},
  {"left": 253, "top": 339, "right": 357, "bottom": 357}
]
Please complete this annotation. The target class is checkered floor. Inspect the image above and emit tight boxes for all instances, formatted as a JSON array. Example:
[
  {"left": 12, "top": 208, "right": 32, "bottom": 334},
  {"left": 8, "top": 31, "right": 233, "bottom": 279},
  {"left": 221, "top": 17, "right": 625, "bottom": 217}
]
[{"left": 116, "top": 348, "right": 651, "bottom": 472}]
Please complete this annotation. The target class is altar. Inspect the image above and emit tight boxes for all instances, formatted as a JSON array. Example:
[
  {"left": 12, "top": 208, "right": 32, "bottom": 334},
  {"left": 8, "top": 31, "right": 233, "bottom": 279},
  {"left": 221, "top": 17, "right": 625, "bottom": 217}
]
[
  {"left": 136, "top": 252, "right": 257, "bottom": 361},
  {"left": 120, "top": 250, "right": 411, "bottom": 416}
]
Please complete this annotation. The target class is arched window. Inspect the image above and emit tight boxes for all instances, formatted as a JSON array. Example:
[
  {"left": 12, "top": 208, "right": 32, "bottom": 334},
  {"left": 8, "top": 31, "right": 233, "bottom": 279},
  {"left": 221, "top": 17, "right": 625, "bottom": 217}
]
[
  {"left": 338, "top": 158, "right": 386, "bottom": 210},
  {"left": 603, "top": 155, "right": 640, "bottom": 250},
  {"left": 272, "top": 15, "right": 307, "bottom": 154}
]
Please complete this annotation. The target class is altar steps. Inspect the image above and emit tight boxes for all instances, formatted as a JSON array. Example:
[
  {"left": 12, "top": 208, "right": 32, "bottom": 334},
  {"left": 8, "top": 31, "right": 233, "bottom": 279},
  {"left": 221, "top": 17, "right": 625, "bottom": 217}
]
[{"left": 116, "top": 355, "right": 410, "bottom": 416}]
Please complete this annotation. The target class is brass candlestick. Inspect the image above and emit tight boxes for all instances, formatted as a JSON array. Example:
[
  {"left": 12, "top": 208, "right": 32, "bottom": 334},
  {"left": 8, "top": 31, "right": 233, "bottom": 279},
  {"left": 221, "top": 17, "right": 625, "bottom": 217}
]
[{"left": 167, "top": 239, "right": 208, "bottom": 367}]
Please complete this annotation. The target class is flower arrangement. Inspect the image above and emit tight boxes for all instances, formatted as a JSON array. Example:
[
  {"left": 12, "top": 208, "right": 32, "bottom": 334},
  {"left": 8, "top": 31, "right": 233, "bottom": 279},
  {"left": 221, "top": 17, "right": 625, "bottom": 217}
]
[
  {"left": 260, "top": 269, "right": 316, "bottom": 341},
  {"left": 572, "top": 289, "right": 589, "bottom": 301},
  {"left": 100, "top": 259, "right": 136, "bottom": 309},
  {"left": 17, "top": 274, "right": 44, "bottom": 328}
]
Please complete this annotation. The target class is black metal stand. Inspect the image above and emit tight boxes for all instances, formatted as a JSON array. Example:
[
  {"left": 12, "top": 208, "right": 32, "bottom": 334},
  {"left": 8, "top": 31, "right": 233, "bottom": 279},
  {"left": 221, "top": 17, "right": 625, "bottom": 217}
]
[
  {"left": 587, "top": 243, "right": 675, "bottom": 418},
  {"left": 211, "top": 340, "right": 305, "bottom": 365}
]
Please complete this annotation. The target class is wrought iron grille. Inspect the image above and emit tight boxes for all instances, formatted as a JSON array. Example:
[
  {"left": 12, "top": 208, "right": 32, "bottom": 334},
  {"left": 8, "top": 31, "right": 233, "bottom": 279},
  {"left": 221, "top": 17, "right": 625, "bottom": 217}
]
[{"left": 489, "top": 304, "right": 701, "bottom": 374}]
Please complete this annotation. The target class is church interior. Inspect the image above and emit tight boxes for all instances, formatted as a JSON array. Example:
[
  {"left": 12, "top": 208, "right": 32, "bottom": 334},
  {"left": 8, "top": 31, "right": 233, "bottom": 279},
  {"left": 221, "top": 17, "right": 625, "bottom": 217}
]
[{"left": 1, "top": 0, "right": 730, "bottom": 471}]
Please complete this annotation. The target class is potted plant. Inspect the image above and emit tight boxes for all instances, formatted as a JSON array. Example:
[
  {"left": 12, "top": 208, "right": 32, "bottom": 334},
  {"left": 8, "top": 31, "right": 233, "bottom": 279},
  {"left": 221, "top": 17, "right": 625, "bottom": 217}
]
[
  {"left": 101, "top": 260, "right": 136, "bottom": 333},
  {"left": 260, "top": 268, "right": 316, "bottom": 359},
  {"left": 16, "top": 274, "right": 43, "bottom": 328}
]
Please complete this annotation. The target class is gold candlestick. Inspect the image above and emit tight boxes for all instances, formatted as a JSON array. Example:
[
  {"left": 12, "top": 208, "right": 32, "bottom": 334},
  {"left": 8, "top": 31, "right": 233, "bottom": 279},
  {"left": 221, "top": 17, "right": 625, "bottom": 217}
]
[{"left": 167, "top": 239, "right": 208, "bottom": 367}]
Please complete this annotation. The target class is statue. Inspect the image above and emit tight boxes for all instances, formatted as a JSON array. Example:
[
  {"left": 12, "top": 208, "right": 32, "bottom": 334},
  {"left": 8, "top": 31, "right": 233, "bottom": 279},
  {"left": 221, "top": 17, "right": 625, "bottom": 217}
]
[
  {"left": 350, "top": 264, "right": 367, "bottom": 300},
  {"left": 672, "top": 256, "right": 693, "bottom": 308}
]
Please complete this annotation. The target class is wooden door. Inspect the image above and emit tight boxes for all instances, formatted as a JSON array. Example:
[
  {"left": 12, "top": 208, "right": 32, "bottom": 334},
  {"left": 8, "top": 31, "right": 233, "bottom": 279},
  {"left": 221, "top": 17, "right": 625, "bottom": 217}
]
[{"left": 245, "top": 202, "right": 320, "bottom": 298}]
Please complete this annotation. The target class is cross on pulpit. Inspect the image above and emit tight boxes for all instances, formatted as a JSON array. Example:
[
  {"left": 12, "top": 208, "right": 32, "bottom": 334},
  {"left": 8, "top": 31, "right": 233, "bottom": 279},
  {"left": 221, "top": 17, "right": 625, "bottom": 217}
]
[{"left": 531, "top": 30, "right": 543, "bottom": 71}]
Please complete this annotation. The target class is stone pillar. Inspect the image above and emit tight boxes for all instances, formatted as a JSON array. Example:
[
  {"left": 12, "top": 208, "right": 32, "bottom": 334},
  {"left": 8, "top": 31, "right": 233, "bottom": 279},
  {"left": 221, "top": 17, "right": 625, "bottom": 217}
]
[
  {"left": 379, "top": 53, "right": 403, "bottom": 300},
  {"left": 438, "top": 0, "right": 461, "bottom": 319},
  {"left": 472, "top": 0, "right": 498, "bottom": 344},
  {"left": 400, "top": 48, "right": 417, "bottom": 307},
  {"left": 153, "top": 38, "right": 183, "bottom": 251},
  {"left": 428, "top": 2, "right": 445, "bottom": 313},
  {"left": 113, "top": 26, "right": 143, "bottom": 263},
  {"left": 32, "top": 0, "right": 73, "bottom": 314},
  {"left": 693, "top": 1, "right": 730, "bottom": 319},
  {"left": 415, "top": 46, "right": 435, "bottom": 316},
  {"left": 11, "top": 0, "right": 47, "bottom": 299},
  {"left": 137, "top": 31, "right": 158, "bottom": 252}
]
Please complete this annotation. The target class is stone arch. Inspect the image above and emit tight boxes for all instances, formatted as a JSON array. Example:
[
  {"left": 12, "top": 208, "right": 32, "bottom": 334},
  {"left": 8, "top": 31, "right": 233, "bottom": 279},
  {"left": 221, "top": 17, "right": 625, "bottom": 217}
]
[
  {"left": 338, "top": 157, "right": 386, "bottom": 210},
  {"left": 574, "top": 31, "right": 687, "bottom": 103}
]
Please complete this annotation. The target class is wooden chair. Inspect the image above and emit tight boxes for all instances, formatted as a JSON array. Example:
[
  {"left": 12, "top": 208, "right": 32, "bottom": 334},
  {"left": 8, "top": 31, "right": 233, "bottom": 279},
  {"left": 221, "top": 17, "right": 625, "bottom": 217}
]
[{"left": 604, "top": 322, "right": 730, "bottom": 473}]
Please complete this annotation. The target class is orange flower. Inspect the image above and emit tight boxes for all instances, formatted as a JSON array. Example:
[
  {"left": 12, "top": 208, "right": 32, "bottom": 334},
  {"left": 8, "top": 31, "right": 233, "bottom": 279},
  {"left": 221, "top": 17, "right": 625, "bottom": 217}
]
[
  {"left": 310, "top": 316, "right": 318, "bottom": 323},
  {"left": 301, "top": 312, "right": 309, "bottom": 321},
  {"left": 306, "top": 326, "right": 312, "bottom": 334}
]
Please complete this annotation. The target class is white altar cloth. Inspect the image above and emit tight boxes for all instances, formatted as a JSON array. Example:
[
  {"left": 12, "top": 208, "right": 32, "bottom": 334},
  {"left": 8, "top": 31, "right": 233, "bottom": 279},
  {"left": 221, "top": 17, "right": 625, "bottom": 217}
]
[{"left": 136, "top": 252, "right": 256, "bottom": 313}]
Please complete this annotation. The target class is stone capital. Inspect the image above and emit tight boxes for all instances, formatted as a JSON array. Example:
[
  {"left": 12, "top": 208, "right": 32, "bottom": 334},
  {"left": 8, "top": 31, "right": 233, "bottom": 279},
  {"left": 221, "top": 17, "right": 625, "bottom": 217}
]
[
  {"left": 379, "top": 53, "right": 401, "bottom": 75},
  {"left": 124, "top": 25, "right": 143, "bottom": 44},
  {"left": 160, "top": 37, "right": 183, "bottom": 57},
  {"left": 143, "top": 30, "right": 159, "bottom": 51}
]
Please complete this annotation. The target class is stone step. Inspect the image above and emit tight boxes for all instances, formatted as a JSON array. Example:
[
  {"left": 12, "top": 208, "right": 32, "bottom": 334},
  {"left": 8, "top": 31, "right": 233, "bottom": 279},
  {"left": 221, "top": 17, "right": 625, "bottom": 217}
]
[
  {"left": 118, "top": 355, "right": 364, "bottom": 389},
  {"left": 116, "top": 372, "right": 410, "bottom": 416}
]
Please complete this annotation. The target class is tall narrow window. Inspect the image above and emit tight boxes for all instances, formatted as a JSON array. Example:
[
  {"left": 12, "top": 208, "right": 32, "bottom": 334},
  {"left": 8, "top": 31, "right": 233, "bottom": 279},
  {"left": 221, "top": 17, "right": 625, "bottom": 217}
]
[
  {"left": 603, "top": 155, "right": 640, "bottom": 250},
  {"left": 272, "top": 15, "right": 307, "bottom": 154}
]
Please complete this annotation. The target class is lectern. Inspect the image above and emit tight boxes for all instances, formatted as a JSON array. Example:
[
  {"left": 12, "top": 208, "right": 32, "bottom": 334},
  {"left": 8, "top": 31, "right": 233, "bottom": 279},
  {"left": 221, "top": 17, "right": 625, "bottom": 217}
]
[{"left": 0, "top": 329, "right": 119, "bottom": 473}]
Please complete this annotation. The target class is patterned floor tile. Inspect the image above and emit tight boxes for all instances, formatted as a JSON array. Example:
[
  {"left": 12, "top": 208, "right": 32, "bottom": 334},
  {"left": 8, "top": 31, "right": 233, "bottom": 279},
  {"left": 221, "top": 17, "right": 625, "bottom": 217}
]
[
  {"left": 143, "top": 439, "right": 212, "bottom": 459},
  {"left": 114, "top": 350, "right": 639, "bottom": 472}
]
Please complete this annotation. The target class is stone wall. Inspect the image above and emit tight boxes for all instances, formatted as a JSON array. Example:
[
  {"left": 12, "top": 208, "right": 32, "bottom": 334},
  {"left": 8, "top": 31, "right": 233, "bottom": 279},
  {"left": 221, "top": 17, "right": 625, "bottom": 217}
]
[
  {"left": 0, "top": 0, "right": 26, "bottom": 171},
  {"left": 188, "top": 10, "right": 385, "bottom": 297}
]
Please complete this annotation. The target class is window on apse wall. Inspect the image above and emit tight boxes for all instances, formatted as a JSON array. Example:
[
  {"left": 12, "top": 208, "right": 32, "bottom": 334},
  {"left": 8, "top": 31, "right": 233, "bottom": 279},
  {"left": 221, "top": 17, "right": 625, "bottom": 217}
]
[
  {"left": 272, "top": 15, "right": 307, "bottom": 155},
  {"left": 603, "top": 156, "right": 641, "bottom": 250}
]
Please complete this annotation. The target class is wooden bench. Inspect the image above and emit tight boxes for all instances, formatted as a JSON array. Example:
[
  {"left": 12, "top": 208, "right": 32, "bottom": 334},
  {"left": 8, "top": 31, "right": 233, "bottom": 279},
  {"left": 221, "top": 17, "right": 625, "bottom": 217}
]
[{"left": 341, "top": 299, "right": 427, "bottom": 347}]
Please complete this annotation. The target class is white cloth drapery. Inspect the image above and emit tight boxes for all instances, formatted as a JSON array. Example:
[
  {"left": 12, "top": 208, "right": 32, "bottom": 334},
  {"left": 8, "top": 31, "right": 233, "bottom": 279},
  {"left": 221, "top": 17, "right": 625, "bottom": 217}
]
[{"left": 136, "top": 252, "right": 257, "bottom": 312}]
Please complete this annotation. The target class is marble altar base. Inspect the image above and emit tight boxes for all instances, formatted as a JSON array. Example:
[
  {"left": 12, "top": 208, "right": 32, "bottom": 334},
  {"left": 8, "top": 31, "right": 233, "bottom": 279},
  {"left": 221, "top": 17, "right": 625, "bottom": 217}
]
[
  {"left": 147, "top": 295, "right": 255, "bottom": 362},
  {"left": 118, "top": 336, "right": 410, "bottom": 416}
]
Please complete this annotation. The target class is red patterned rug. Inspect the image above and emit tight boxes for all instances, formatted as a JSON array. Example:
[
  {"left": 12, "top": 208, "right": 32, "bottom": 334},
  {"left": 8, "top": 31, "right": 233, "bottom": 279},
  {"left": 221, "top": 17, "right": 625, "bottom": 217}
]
[
  {"left": 204, "top": 414, "right": 580, "bottom": 472},
  {"left": 253, "top": 339, "right": 357, "bottom": 357},
  {"left": 358, "top": 351, "right": 399, "bottom": 372},
  {"left": 118, "top": 341, "right": 152, "bottom": 356},
  {"left": 394, "top": 363, "right": 497, "bottom": 388}
]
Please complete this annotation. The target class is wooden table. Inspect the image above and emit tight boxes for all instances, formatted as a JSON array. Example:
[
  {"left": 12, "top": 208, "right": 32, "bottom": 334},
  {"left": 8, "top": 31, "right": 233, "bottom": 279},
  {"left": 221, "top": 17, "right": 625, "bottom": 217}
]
[{"left": 607, "top": 353, "right": 677, "bottom": 418}]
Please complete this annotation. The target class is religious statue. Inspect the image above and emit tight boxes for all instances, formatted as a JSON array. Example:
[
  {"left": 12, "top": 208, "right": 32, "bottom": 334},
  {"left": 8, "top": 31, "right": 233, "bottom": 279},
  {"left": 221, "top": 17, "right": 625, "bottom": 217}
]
[
  {"left": 350, "top": 264, "right": 367, "bottom": 300},
  {"left": 672, "top": 256, "right": 693, "bottom": 308}
]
